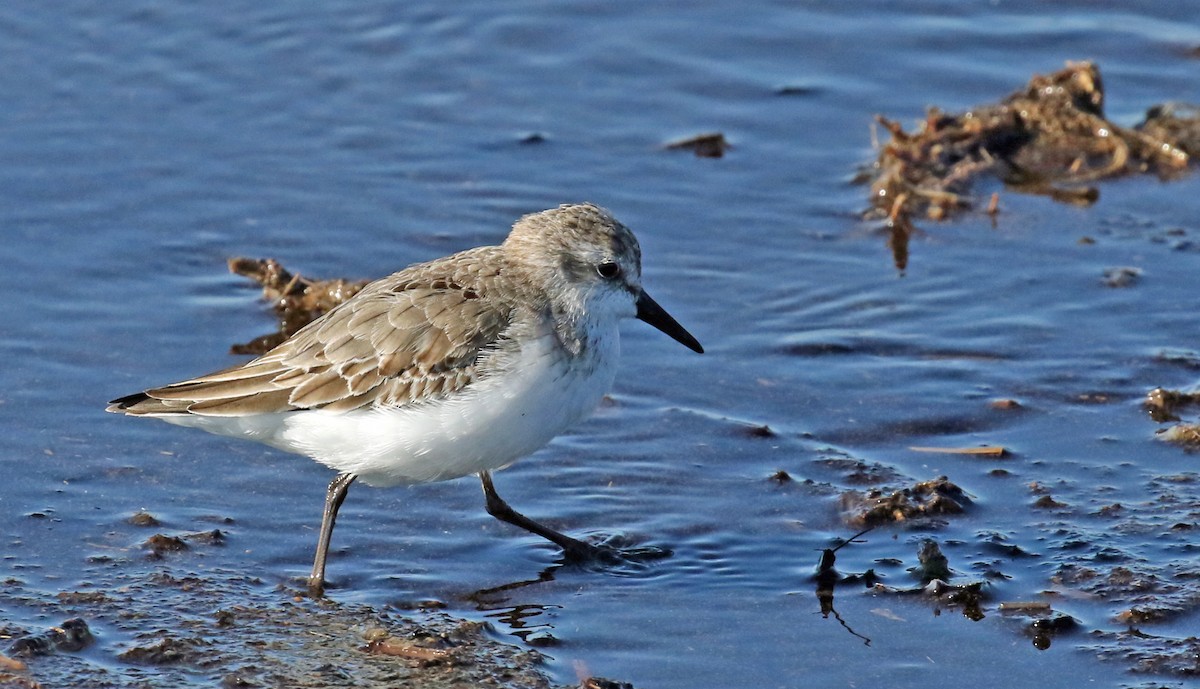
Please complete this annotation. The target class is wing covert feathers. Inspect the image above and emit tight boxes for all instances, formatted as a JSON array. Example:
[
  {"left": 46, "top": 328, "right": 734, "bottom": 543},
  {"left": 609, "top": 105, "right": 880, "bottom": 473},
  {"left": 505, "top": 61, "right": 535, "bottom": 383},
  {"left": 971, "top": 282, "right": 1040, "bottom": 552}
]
[{"left": 108, "top": 248, "right": 516, "bottom": 417}]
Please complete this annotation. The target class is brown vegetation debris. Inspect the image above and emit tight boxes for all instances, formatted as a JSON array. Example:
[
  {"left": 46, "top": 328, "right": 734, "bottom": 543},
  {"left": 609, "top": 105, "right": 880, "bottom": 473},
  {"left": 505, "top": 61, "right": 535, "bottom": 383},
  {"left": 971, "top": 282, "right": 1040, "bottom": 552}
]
[
  {"left": 1157, "top": 423, "right": 1200, "bottom": 447},
  {"left": 990, "top": 398, "right": 1022, "bottom": 410},
  {"left": 863, "top": 61, "right": 1199, "bottom": 270},
  {"left": 768, "top": 469, "right": 793, "bottom": 484},
  {"left": 908, "top": 445, "right": 1008, "bottom": 457},
  {"left": 871, "top": 579, "right": 986, "bottom": 621},
  {"left": 663, "top": 132, "right": 731, "bottom": 158},
  {"left": 840, "top": 476, "right": 970, "bottom": 527},
  {"left": 743, "top": 423, "right": 777, "bottom": 438},
  {"left": 55, "top": 591, "right": 111, "bottom": 605},
  {"left": 7, "top": 619, "right": 94, "bottom": 658},
  {"left": 0, "top": 672, "right": 39, "bottom": 689},
  {"left": 1145, "top": 386, "right": 1200, "bottom": 423},
  {"left": 117, "top": 636, "right": 209, "bottom": 666},
  {"left": 1032, "top": 494, "right": 1068, "bottom": 509},
  {"left": 144, "top": 534, "right": 188, "bottom": 557},
  {"left": 867, "top": 60, "right": 1193, "bottom": 223},
  {"left": 128, "top": 510, "right": 161, "bottom": 527},
  {"left": 1136, "top": 103, "right": 1200, "bottom": 158},
  {"left": 998, "top": 601, "right": 1052, "bottom": 613},
  {"left": 1101, "top": 266, "right": 1142, "bottom": 288},
  {"left": 365, "top": 636, "right": 454, "bottom": 665},
  {"left": 914, "top": 539, "right": 951, "bottom": 583},
  {"left": 227, "top": 257, "right": 368, "bottom": 355}
]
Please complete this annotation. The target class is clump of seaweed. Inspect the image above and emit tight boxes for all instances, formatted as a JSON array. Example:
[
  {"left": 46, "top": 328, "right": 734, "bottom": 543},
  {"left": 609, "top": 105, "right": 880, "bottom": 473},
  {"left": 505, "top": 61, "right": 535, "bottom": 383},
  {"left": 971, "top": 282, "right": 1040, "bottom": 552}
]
[
  {"left": 1144, "top": 386, "right": 1200, "bottom": 448},
  {"left": 864, "top": 61, "right": 1200, "bottom": 269},
  {"left": 839, "top": 476, "right": 970, "bottom": 527}
]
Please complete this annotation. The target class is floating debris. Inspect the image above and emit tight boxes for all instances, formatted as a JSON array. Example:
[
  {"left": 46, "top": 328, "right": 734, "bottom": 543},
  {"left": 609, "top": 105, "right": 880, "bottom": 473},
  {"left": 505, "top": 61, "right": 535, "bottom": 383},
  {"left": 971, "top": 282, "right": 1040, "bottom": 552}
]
[
  {"left": 574, "top": 660, "right": 637, "bottom": 689},
  {"left": 913, "top": 539, "right": 952, "bottom": 584},
  {"left": 871, "top": 579, "right": 986, "bottom": 621},
  {"left": 118, "top": 637, "right": 209, "bottom": 666},
  {"left": 227, "top": 257, "right": 368, "bottom": 355},
  {"left": 998, "top": 601, "right": 1052, "bottom": 613},
  {"left": 908, "top": 445, "right": 1008, "bottom": 457},
  {"left": 517, "top": 132, "right": 547, "bottom": 145},
  {"left": 989, "top": 398, "right": 1022, "bottom": 410},
  {"left": 663, "top": 131, "right": 731, "bottom": 158},
  {"left": 7, "top": 619, "right": 94, "bottom": 658},
  {"left": 1101, "top": 266, "right": 1142, "bottom": 288},
  {"left": 1145, "top": 386, "right": 1200, "bottom": 422},
  {"left": 55, "top": 591, "right": 110, "bottom": 605},
  {"left": 1137, "top": 103, "right": 1200, "bottom": 157},
  {"left": 128, "top": 510, "right": 161, "bottom": 527},
  {"left": 840, "top": 476, "right": 970, "bottom": 527},
  {"left": 1156, "top": 423, "right": 1200, "bottom": 448},
  {"left": 743, "top": 423, "right": 777, "bottom": 438},
  {"left": 768, "top": 469, "right": 793, "bottom": 484},
  {"left": 143, "top": 534, "right": 188, "bottom": 557},
  {"left": 185, "top": 529, "right": 225, "bottom": 546},
  {"left": 143, "top": 529, "right": 223, "bottom": 558},
  {"left": 1032, "top": 494, "right": 1068, "bottom": 509},
  {"left": 1000, "top": 605, "right": 1080, "bottom": 650},
  {"left": 862, "top": 61, "right": 1199, "bottom": 269},
  {"left": 1145, "top": 386, "right": 1200, "bottom": 446},
  {"left": 362, "top": 627, "right": 454, "bottom": 666}
]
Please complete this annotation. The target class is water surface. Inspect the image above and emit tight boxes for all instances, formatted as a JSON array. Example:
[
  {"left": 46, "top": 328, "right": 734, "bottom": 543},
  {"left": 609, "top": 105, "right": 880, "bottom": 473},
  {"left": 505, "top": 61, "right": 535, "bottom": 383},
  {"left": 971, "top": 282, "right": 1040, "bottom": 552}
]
[{"left": 3, "top": 2, "right": 1200, "bottom": 687}]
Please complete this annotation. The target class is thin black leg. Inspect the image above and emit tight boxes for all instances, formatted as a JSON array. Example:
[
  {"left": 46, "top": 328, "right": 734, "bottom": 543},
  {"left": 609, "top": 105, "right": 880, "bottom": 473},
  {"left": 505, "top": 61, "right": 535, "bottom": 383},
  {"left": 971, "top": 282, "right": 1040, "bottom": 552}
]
[
  {"left": 309, "top": 472, "right": 356, "bottom": 593},
  {"left": 479, "top": 470, "right": 609, "bottom": 561}
]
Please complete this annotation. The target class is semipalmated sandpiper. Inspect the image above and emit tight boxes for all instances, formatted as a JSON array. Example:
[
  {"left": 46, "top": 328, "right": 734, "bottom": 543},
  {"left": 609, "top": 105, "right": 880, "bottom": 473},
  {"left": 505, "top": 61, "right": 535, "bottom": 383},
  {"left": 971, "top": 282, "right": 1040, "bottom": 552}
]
[{"left": 108, "top": 203, "right": 703, "bottom": 592}]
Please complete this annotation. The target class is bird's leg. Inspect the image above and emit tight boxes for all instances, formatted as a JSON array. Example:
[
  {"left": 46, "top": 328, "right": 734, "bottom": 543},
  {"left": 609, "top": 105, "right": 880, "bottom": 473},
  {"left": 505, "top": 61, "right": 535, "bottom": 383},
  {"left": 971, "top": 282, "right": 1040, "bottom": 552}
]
[
  {"left": 309, "top": 472, "right": 356, "bottom": 594},
  {"left": 479, "top": 470, "right": 614, "bottom": 562}
]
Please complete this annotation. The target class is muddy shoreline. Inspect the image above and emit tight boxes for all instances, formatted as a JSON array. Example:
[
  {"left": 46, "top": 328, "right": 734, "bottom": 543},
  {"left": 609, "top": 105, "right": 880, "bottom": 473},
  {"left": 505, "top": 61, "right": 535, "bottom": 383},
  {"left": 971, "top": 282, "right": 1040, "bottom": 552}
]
[{"left": 2, "top": 561, "right": 607, "bottom": 689}]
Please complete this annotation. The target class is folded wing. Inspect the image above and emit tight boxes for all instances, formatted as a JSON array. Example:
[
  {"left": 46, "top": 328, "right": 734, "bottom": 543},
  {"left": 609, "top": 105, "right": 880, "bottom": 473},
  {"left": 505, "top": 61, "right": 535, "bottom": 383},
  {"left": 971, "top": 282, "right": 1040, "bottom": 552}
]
[{"left": 108, "top": 259, "right": 513, "bottom": 417}]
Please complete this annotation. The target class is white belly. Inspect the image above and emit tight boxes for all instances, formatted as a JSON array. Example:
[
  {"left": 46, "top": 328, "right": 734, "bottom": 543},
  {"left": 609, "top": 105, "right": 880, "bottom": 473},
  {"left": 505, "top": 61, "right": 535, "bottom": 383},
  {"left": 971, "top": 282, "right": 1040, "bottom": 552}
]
[{"left": 164, "top": 326, "right": 620, "bottom": 487}]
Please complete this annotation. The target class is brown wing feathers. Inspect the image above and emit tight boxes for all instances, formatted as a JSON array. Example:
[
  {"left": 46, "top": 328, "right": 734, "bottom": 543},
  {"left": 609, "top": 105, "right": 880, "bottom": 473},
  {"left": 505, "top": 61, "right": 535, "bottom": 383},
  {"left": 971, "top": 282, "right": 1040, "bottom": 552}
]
[{"left": 108, "top": 254, "right": 513, "bottom": 417}]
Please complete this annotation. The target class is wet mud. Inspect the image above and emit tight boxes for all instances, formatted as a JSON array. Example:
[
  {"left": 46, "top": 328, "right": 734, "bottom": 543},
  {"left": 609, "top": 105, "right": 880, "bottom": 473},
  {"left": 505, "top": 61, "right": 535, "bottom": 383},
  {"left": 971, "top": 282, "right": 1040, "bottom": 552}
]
[
  {"left": 753, "top": 416, "right": 1200, "bottom": 675},
  {"left": 0, "top": 562, "right": 604, "bottom": 689}
]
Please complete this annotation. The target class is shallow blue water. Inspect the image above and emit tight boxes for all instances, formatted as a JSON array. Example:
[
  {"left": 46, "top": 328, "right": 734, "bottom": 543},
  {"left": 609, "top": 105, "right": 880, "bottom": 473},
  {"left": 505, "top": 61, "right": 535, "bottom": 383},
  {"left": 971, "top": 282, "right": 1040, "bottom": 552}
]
[{"left": 3, "top": 1, "right": 1200, "bottom": 687}]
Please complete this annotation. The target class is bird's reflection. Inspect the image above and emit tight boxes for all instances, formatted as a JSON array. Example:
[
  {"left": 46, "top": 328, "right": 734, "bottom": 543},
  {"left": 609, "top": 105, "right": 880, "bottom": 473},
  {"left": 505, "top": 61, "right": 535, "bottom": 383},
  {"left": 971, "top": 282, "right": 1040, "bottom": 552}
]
[
  {"left": 463, "top": 536, "right": 668, "bottom": 645},
  {"left": 465, "top": 561, "right": 566, "bottom": 647}
]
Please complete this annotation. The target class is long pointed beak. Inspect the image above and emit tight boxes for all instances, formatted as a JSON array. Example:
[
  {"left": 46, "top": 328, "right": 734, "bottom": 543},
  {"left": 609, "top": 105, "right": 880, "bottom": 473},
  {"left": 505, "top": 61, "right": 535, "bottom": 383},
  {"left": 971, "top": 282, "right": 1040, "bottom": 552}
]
[{"left": 636, "top": 290, "right": 704, "bottom": 354}]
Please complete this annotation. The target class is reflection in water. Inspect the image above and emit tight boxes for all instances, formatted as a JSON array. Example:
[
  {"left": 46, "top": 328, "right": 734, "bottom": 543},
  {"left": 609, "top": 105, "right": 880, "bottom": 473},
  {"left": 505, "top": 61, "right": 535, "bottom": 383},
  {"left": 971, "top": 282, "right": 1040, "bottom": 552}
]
[
  {"left": 488, "top": 602, "right": 563, "bottom": 646},
  {"left": 463, "top": 536, "right": 671, "bottom": 646},
  {"left": 812, "top": 528, "right": 875, "bottom": 646},
  {"left": 467, "top": 566, "right": 561, "bottom": 645}
]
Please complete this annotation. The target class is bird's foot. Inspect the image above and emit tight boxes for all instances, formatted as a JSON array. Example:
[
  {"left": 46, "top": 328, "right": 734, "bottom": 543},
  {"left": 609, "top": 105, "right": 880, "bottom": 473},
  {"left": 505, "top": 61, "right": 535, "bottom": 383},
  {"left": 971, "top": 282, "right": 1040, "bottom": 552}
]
[
  {"left": 559, "top": 534, "right": 672, "bottom": 565},
  {"left": 306, "top": 580, "right": 327, "bottom": 598}
]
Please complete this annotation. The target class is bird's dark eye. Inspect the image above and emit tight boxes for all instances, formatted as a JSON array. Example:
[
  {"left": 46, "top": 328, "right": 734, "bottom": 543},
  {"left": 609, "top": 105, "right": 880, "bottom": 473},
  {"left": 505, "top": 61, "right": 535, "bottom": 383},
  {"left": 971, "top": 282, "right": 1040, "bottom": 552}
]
[{"left": 596, "top": 262, "right": 621, "bottom": 280}]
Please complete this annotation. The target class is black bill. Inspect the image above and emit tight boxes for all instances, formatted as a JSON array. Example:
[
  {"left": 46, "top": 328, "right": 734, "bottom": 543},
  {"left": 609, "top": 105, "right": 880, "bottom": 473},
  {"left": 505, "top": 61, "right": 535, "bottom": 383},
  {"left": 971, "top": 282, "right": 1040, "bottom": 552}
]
[{"left": 636, "top": 290, "right": 704, "bottom": 354}]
